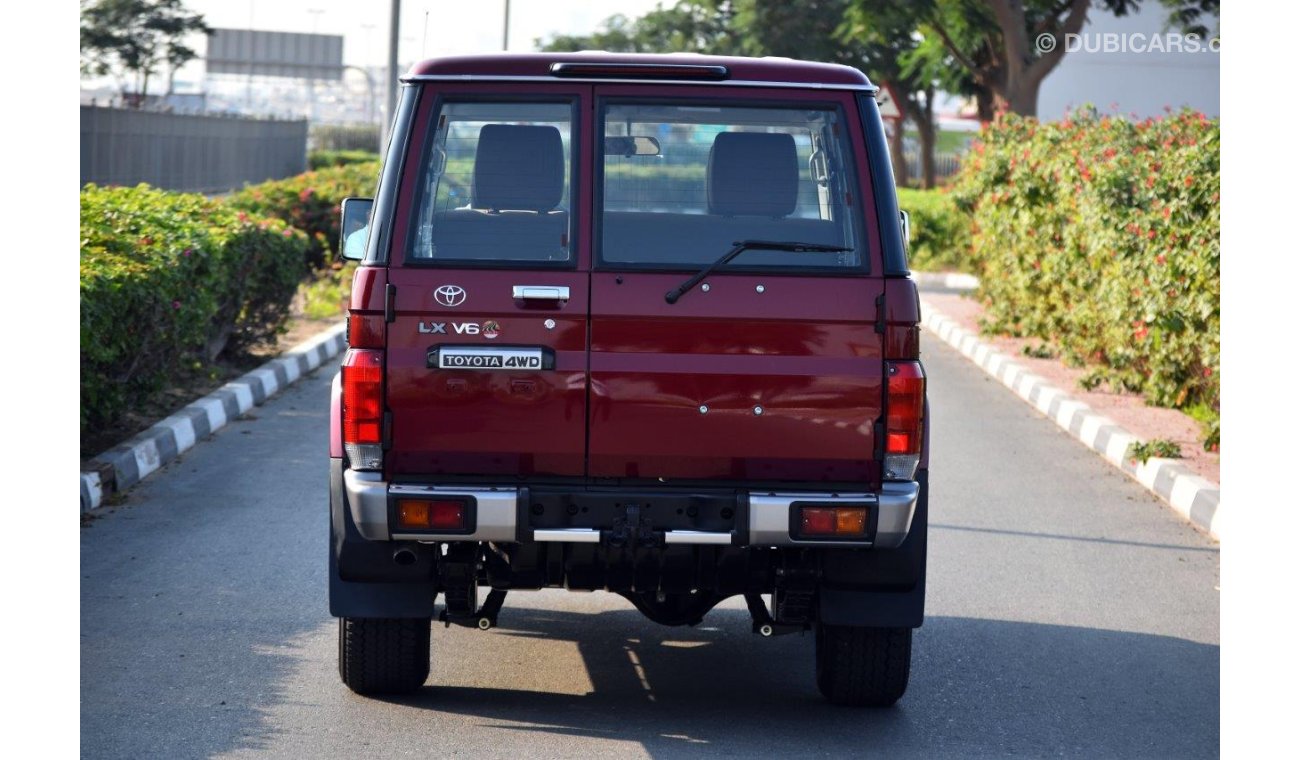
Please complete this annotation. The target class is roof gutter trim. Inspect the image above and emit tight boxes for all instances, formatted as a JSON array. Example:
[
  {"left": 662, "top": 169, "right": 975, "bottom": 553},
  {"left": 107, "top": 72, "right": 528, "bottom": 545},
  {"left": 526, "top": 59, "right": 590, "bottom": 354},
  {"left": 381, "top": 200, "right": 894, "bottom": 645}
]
[{"left": 400, "top": 74, "right": 877, "bottom": 92}]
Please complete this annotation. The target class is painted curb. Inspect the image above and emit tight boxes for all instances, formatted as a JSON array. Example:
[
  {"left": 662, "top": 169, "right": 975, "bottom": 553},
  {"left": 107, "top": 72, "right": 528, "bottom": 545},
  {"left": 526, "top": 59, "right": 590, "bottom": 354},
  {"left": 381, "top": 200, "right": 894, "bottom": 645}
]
[
  {"left": 911, "top": 271, "right": 979, "bottom": 291},
  {"left": 920, "top": 299, "right": 1221, "bottom": 540},
  {"left": 80, "top": 323, "right": 347, "bottom": 512}
]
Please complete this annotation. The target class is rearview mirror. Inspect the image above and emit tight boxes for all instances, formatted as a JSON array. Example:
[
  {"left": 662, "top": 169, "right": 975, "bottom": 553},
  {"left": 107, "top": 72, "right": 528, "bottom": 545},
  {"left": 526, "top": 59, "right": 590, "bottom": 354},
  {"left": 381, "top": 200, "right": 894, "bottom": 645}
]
[
  {"left": 339, "top": 197, "right": 374, "bottom": 261},
  {"left": 899, "top": 210, "right": 911, "bottom": 250},
  {"left": 605, "top": 135, "right": 661, "bottom": 157}
]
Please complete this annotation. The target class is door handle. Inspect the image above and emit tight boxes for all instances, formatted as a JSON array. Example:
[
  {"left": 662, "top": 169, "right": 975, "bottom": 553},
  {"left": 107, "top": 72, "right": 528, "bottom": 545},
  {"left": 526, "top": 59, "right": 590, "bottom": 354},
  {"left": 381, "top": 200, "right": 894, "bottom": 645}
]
[{"left": 512, "top": 285, "right": 570, "bottom": 302}]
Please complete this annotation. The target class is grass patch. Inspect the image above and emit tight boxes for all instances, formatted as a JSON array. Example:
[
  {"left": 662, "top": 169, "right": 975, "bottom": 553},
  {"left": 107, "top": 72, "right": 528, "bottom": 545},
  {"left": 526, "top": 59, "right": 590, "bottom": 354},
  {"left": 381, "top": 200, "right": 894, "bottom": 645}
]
[{"left": 1127, "top": 439, "right": 1183, "bottom": 464}]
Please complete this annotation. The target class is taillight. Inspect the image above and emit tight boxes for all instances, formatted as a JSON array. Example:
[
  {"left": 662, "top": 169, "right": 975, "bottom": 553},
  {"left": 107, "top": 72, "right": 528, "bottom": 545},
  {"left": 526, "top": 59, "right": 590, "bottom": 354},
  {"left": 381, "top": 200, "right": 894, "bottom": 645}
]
[
  {"left": 396, "top": 499, "right": 467, "bottom": 531},
  {"left": 797, "top": 506, "right": 869, "bottom": 538},
  {"left": 341, "top": 348, "right": 384, "bottom": 470},
  {"left": 884, "top": 361, "right": 925, "bottom": 481},
  {"left": 347, "top": 313, "right": 385, "bottom": 349}
]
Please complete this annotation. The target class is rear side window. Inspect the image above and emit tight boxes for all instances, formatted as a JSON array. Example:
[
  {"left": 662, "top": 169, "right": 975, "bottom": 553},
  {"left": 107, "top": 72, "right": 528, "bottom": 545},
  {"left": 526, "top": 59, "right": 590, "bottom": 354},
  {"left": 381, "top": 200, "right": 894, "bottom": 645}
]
[
  {"left": 408, "top": 101, "right": 575, "bottom": 266},
  {"left": 599, "top": 101, "right": 865, "bottom": 271}
]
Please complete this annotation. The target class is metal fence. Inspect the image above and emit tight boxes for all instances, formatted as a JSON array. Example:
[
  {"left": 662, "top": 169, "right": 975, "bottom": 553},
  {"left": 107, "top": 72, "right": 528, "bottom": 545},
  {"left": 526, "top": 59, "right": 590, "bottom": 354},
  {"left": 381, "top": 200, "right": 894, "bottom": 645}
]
[
  {"left": 80, "top": 106, "right": 308, "bottom": 194},
  {"left": 904, "top": 150, "right": 963, "bottom": 182}
]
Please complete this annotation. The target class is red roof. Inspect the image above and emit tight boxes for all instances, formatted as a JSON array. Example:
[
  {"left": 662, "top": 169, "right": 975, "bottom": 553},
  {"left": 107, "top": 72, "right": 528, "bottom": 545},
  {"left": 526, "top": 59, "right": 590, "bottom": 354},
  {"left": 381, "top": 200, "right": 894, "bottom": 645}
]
[{"left": 405, "top": 52, "right": 873, "bottom": 89}]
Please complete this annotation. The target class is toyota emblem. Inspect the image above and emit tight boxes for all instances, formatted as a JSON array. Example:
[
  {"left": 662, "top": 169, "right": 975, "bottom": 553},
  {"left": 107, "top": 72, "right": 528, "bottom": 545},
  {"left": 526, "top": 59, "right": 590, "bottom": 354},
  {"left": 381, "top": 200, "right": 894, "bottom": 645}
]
[{"left": 434, "top": 285, "right": 466, "bottom": 307}]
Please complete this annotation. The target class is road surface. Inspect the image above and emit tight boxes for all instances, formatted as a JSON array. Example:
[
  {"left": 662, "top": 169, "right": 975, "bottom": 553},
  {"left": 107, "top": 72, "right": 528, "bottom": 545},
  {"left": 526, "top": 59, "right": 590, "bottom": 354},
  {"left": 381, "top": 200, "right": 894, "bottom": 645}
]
[{"left": 81, "top": 334, "right": 1219, "bottom": 758}]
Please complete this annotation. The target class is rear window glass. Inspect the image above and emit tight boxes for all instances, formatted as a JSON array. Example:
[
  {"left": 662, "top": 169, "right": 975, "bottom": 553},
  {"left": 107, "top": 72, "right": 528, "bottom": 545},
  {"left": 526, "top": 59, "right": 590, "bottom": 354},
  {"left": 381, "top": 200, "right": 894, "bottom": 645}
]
[
  {"left": 408, "top": 101, "right": 575, "bottom": 266},
  {"left": 599, "top": 102, "right": 864, "bottom": 270}
]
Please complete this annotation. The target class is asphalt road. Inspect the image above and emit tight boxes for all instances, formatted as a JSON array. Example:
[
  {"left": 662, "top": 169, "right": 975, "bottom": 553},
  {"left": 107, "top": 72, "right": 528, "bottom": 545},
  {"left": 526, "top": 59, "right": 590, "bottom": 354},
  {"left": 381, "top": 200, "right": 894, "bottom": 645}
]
[{"left": 81, "top": 334, "right": 1220, "bottom": 759}]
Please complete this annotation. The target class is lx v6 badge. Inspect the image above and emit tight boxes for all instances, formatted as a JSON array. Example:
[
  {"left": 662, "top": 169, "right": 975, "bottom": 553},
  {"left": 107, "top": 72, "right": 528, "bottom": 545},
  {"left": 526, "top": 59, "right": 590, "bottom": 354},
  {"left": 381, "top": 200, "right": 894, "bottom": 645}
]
[{"left": 419, "top": 321, "right": 502, "bottom": 337}]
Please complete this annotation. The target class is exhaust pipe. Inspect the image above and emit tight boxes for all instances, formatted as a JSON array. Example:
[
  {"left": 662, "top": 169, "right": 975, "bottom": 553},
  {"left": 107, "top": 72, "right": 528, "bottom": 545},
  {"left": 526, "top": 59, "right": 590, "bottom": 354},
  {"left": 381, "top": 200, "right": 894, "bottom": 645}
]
[{"left": 392, "top": 547, "right": 418, "bottom": 566}]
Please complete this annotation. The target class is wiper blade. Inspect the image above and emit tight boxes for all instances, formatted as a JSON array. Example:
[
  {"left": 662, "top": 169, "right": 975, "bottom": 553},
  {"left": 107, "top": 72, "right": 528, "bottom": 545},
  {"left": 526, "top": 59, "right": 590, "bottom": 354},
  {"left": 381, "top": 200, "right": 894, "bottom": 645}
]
[{"left": 664, "top": 240, "right": 851, "bottom": 304}]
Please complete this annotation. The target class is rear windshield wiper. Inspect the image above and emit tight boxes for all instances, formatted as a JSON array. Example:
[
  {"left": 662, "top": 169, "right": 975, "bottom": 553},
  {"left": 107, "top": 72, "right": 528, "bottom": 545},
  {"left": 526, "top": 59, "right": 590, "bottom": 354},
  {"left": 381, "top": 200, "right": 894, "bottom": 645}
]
[{"left": 664, "top": 240, "right": 851, "bottom": 304}]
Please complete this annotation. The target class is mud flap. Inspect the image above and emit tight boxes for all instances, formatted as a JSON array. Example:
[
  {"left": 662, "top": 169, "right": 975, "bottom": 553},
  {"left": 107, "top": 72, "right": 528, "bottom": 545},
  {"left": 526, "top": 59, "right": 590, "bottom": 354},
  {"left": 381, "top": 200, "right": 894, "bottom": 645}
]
[
  {"left": 329, "top": 458, "right": 438, "bottom": 618},
  {"left": 817, "top": 469, "right": 928, "bottom": 628}
]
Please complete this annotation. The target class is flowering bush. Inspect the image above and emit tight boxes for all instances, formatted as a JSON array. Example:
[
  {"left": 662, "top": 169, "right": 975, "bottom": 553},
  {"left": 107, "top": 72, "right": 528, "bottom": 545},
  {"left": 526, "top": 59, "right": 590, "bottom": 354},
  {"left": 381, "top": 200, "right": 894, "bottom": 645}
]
[
  {"left": 80, "top": 185, "right": 310, "bottom": 433},
  {"left": 950, "top": 107, "right": 1220, "bottom": 446},
  {"left": 227, "top": 162, "right": 380, "bottom": 267}
]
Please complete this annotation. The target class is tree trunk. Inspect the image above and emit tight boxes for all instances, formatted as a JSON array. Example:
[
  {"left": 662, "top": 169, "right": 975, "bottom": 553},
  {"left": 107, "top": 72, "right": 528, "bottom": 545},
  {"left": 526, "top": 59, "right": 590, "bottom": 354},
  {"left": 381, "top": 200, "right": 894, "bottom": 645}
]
[
  {"left": 917, "top": 89, "right": 937, "bottom": 189},
  {"left": 985, "top": 0, "right": 1091, "bottom": 118},
  {"left": 976, "top": 90, "right": 995, "bottom": 123},
  {"left": 1002, "top": 76, "right": 1041, "bottom": 117},
  {"left": 888, "top": 121, "right": 908, "bottom": 188}
]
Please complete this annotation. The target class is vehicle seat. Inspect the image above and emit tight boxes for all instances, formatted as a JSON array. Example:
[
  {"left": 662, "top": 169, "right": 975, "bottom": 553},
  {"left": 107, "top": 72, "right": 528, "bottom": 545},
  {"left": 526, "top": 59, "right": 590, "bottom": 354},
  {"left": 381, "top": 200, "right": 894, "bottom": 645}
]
[{"left": 427, "top": 124, "right": 569, "bottom": 261}]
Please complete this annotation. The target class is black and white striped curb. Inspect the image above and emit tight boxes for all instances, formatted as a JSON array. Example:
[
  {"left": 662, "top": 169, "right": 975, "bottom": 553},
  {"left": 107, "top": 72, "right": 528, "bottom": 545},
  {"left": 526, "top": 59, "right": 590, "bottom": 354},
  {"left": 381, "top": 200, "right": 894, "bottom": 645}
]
[
  {"left": 80, "top": 323, "right": 347, "bottom": 512},
  {"left": 911, "top": 271, "right": 979, "bottom": 291},
  {"left": 920, "top": 299, "right": 1221, "bottom": 540}
]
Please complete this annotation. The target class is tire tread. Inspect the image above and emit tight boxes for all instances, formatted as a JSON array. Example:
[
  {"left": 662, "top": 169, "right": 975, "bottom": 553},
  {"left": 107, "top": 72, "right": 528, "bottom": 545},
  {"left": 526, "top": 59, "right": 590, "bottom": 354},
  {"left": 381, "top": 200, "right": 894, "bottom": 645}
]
[
  {"left": 338, "top": 617, "right": 430, "bottom": 695},
  {"left": 816, "top": 624, "right": 911, "bottom": 707}
]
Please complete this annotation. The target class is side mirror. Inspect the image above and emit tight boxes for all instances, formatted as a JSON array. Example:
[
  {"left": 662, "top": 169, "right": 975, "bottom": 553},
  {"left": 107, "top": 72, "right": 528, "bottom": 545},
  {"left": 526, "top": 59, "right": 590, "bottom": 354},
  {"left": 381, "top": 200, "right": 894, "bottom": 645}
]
[
  {"left": 339, "top": 197, "right": 374, "bottom": 261},
  {"left": 899, "top": 210, "right": 911, "bottom": 250}
]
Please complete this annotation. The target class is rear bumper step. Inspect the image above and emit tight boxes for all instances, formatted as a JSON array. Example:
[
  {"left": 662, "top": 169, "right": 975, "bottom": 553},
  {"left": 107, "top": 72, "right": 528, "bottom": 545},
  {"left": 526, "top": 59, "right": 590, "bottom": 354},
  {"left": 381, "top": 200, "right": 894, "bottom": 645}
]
[{"left": 342, "top": 470, "right": 919, "bottom": 549}]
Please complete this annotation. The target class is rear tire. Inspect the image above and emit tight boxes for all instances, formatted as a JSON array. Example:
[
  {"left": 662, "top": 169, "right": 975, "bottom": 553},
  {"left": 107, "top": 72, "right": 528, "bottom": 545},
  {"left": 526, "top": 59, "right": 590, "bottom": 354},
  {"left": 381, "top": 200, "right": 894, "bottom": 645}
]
[
  {"left": 814, "top": 623, "right": 911, "bottom": 707},
  {"left": 338, "top": 617, "right": 430, "bottom": 695}
]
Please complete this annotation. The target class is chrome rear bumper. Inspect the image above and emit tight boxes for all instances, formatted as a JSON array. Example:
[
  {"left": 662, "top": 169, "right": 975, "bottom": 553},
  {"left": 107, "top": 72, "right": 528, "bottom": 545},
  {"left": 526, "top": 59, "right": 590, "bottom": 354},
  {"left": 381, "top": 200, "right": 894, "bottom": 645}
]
[{"left": 342, "top": 470, "right": 920, "bottom": 549}]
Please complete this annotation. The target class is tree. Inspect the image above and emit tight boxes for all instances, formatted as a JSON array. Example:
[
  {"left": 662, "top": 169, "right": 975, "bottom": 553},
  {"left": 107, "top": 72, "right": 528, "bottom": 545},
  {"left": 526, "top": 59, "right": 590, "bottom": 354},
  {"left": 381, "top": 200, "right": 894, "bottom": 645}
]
[
  {"left": 537, "top": 1, "right": 951, "bottom": 187},
  {"left": 81, "top": 0, "right": 211, "bottom": 103},
  {"left": 537, "top": 2, "right": 739, "bottom": 54},
  {"left": 848, "top": 0, "right": 1218, "bottom": 117}
]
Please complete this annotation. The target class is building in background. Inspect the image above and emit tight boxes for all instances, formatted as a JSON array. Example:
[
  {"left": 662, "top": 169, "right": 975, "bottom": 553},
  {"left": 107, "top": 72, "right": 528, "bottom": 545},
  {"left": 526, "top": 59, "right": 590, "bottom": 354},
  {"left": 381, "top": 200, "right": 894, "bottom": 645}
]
[{"left": 1038, "top": 3, "right": 1220, "bottom": 120}]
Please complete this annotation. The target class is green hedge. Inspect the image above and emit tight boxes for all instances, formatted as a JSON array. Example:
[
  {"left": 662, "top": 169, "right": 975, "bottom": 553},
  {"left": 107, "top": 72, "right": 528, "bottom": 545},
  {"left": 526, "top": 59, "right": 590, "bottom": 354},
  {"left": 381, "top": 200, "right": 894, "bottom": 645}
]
[
  {"left": 951, "top": 108, "right": 1219, "bottom": 446},
  {"left": 310, "top": 124, "right": 381, "bottom": 152},
  {"left": 80, "top": 184, "right": 310, "bottom": 434},
  {"left": 308, "top": 149, "right": 381, "bottom": 170},
  {"left": 896, "top": 187, "right": 972, "bottom": 273},
  {"left": 227, "top": 162, "right": 381, "bottom": 267}
]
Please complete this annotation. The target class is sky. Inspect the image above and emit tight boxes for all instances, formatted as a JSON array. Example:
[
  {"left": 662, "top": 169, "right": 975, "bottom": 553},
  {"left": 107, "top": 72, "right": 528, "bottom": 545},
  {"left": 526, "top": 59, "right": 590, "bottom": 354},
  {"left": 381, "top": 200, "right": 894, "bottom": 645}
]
[{"left": 181, "top": 0, "right": 666, "bottom": 70}]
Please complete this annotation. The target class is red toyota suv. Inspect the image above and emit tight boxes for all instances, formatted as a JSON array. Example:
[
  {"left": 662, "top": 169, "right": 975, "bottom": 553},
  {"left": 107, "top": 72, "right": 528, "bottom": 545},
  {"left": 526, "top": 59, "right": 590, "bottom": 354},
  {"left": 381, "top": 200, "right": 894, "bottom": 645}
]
[{"left": 329, "top": 53, "right": 927, "bottom": 707}]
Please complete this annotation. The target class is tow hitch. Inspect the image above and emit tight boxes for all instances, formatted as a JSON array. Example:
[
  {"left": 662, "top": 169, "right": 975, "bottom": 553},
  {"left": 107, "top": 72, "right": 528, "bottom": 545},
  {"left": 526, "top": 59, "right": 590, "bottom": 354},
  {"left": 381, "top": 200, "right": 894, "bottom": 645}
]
[
  {"left": 746, "top": 563, "right": 817, "bottom": 636},
  {"left": 601, "top": 503, "right": 665, "bottom": 549},
  {"left": 441, "top": 587, "right": 508, "bottom": 630},
  {"left": 438, "top": 543, "right": 508, "bottom": 630}
]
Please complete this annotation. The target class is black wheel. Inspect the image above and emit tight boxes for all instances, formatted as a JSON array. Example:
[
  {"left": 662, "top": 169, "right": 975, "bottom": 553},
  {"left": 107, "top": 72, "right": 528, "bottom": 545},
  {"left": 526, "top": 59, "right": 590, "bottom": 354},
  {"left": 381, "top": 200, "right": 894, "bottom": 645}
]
[
  {"left": 338, "top": 617, "right": 430, "bottom": 695},
  {"left": 814, "top": 623, "right": 912, "bottom": 707}
]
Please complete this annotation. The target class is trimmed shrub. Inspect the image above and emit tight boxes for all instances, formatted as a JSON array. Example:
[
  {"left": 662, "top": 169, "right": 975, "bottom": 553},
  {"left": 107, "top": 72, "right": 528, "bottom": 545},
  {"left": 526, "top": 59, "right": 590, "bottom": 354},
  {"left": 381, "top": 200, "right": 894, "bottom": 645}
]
[
  {"left": 227, "top": 162, "right": 381, "bottom": 267},
  {"left": 896, "top": 187, "right": 972, "bottom": 273},
  {"left": 80, "top": 184, "right": 310, "bottom": 433},
  {"left": 309, "top": 149, "right": 381, "bottom": 170},
  {"left": 311, "top": 124, "right": 381, "bottom": 152},
  {"left": 950, "top": 107, "right": 1219, "bottom": 444}
]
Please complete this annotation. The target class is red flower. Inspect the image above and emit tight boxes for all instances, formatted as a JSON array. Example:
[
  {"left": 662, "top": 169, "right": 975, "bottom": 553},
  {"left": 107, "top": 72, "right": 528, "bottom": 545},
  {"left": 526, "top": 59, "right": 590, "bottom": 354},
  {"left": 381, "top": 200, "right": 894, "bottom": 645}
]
[
  {"left": 1156, "top": 254, "right": 1166, "bottom": 265},
  {"left": 237, "top": 211, "right": 249, "bottom": 223},
  {"left": 1184, "top": 177, "right": 1194, "bottom": 187},
  {"left": 299, "top": 187, "right": 315, "bottom": 202}
]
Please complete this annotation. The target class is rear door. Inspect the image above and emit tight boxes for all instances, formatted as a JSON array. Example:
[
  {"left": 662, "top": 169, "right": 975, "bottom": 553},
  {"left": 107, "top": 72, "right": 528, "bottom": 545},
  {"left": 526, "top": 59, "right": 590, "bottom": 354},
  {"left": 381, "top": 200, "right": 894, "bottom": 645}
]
[
  {"left": 587, "top": 86, "right": 885, "bottom": 484},
  {"left": 385, "top": 84, "right": 592, "bottom": 478}
]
